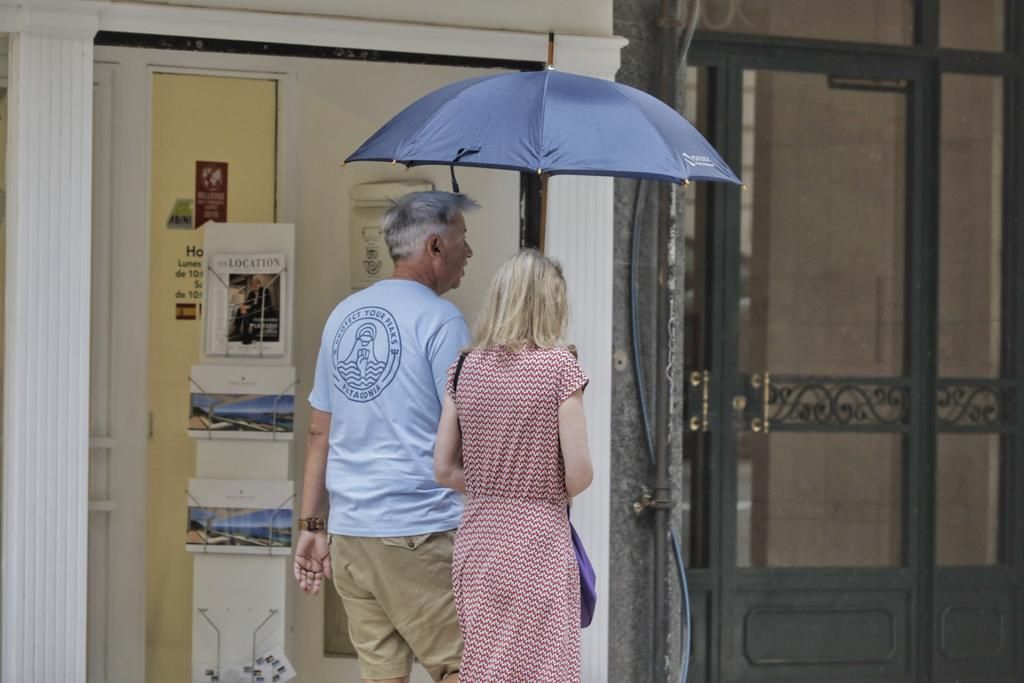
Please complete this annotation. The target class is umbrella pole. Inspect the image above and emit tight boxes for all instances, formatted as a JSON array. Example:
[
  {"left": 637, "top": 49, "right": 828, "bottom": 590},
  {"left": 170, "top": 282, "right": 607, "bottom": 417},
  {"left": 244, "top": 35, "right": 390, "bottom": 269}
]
[
  {"left": 539, "top": 173, "right": 548, "bottom": 252},
  {"left": 537, "top": 33, "right": 554, "bottom": 252}
]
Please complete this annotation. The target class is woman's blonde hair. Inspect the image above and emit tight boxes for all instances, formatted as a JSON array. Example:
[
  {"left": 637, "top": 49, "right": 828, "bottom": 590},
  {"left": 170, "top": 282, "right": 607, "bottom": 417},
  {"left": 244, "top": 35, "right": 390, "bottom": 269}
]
[{"left": 472, "top": 248, "right": 569, "bottom": 352}]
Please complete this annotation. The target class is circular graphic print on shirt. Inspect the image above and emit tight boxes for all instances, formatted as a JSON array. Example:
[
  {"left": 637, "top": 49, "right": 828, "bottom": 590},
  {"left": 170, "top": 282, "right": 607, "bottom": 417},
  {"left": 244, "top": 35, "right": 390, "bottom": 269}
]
[{"left": 332, "top": 306, "right": 402, "bottom": 402}]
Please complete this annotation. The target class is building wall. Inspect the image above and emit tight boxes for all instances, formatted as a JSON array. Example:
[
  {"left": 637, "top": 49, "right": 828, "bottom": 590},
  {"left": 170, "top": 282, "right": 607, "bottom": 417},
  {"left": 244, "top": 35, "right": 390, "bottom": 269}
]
[
  {"left": 0, "top": 3, "right": 624, "bottom": 681},
  {"left": 114, "top": 0, "right": 614, "bottom": 37},
  {"left": 609, "top": 2, "right": 685, "bottom": 680},
  {"left": 96, "top": 44, "right": 521, "bottom": 682}
]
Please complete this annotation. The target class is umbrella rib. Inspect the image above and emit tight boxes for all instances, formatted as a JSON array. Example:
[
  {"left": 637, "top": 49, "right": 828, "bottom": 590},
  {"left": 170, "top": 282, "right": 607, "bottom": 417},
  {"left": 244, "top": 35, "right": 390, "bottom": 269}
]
[
  {"left": 393, "top": 76, "right": 492, "bottom": 162},
  {"left": 609, "top": 86, "right": 686, "bottom": 180},
  {"left": 395, "top": 97, "right": 465, "bottom": 162}
]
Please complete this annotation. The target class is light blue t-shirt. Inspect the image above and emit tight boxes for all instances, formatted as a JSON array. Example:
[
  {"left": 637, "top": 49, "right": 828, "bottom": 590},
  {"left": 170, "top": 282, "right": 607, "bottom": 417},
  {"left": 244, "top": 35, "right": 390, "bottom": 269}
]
[{"left": 309, "top": 279, "right": 470, "bottom": 536}]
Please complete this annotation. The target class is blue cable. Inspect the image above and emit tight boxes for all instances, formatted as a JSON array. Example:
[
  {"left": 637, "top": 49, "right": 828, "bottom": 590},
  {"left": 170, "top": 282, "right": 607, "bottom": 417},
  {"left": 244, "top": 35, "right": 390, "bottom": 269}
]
[{"left": 670, "top": 529, "right": 692, "bottom": 683}]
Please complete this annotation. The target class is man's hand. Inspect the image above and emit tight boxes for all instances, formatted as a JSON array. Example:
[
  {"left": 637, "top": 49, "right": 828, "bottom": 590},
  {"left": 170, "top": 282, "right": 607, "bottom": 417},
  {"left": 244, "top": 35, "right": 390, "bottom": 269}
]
[{"left": 293, "top": 530, "right": 332, "bottom": 595}]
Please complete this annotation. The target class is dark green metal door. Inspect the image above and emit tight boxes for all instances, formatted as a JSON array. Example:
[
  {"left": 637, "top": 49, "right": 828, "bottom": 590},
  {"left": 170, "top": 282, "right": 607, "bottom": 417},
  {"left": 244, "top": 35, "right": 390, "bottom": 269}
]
[{"left": 681, "top": 48, "right": 1021, "bottom": 683}]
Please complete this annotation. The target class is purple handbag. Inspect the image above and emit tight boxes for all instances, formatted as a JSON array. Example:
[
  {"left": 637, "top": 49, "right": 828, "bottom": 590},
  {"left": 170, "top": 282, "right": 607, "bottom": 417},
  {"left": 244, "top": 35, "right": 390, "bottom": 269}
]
[{"left": 570, "top": 513, "right": 597, "bottom": 628}]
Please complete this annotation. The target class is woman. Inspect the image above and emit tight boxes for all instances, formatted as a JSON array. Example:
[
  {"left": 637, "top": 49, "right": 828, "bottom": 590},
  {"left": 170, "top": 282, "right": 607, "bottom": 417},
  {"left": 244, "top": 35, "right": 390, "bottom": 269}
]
[{"left": 434, "top": 248, "right": 593, "bottom": 682}]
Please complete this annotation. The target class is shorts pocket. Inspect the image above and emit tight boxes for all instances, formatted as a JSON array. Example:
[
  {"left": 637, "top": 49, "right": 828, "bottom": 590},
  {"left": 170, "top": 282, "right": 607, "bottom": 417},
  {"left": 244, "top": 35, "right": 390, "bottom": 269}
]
[{"left": 379, "top": 533, "right": 432, "bottom": 551}]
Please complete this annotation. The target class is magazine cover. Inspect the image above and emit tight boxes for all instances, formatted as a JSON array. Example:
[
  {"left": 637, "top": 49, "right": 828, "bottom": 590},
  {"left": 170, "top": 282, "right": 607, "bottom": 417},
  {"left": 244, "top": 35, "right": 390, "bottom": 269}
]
[
  {"left": 188, "top": 365, "right": 296, "bottom": 440},
  {"left": 186, "top": 479, "right": 294, "bottom": 555},
  {"left": 205, "top": 253, "right": 287, "bottom": 357}
]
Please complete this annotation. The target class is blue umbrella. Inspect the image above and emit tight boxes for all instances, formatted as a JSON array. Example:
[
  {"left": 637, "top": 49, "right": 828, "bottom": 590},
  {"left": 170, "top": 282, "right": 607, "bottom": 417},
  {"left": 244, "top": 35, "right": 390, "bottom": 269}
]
[{"left": 345, "top": 68, "right": 741, "bottom": 187}]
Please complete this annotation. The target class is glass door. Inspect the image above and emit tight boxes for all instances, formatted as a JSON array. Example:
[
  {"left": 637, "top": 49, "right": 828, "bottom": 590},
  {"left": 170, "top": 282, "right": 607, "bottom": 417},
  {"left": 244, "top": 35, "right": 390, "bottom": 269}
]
[
  {"left": 683, "top": 51, "right": 932, "bottom": 682},
  {"left": 683, "top": 39, "right": 1022, "bottom": 683},
  {"left": 721, "top": 60, "right": 916, "bottom": 682}
]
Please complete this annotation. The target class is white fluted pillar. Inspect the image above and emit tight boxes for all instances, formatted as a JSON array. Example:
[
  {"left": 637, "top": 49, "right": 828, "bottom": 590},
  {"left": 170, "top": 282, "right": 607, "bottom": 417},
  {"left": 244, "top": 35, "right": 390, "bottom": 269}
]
[
  {"left": 545, "top": 33, "right": 625, "bottom": 683},
  {"left": 546, "top": 173, "right": 615, "bottom": 682},
  {"left": 3, "top": 13, "right": 97, "bottom": 682}
]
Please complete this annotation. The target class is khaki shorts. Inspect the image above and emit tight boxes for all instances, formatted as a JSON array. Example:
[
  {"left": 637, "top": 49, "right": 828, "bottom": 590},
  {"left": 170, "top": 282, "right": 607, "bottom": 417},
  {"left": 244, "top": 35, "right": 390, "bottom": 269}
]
[{"left": 329, "top": 531, "right": 463, "bottom": 681}]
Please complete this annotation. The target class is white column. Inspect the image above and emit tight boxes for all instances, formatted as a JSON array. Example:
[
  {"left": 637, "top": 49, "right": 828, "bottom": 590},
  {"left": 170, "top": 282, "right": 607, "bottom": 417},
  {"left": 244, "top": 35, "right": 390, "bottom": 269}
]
[
  {"left": 546, "top": 173, "right": 615, "bottom": 681},
  {"left": 3, "top": 10, "right": 97, "bottom": 682},
  {"left": 544, "top": 33, "right": 625, "bottom": 683}
]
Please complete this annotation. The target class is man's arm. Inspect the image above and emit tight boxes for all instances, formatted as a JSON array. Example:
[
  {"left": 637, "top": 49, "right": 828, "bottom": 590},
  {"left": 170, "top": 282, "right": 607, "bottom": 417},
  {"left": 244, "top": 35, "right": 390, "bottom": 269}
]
[{"left": 294, "top": 408, "right": 332, "bottom": 594}]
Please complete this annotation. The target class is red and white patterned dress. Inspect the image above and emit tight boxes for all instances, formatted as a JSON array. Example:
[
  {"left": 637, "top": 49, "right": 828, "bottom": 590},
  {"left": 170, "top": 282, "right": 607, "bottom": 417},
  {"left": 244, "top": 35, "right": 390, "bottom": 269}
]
[{"left": 446, "top": 345, "right": 589, "bottom": 683}]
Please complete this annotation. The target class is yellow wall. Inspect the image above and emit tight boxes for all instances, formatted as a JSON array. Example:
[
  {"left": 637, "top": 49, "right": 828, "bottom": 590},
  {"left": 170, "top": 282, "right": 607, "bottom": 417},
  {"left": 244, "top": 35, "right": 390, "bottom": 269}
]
[
  {"left": 0, "top": 90, "right": 7, "bottom": 417},
  {"left": 147, "top": 73, "right": 277, "bottom": 683}
]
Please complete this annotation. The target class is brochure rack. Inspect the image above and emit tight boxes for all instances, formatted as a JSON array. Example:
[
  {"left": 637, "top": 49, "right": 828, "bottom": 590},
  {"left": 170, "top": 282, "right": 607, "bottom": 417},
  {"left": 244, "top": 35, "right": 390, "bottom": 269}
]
[
  {"left": 190, "top": 223, "right": 297, "bottom": 683},
  {"left": 197, "top": 608, "right": 279, "bottom": 683}
]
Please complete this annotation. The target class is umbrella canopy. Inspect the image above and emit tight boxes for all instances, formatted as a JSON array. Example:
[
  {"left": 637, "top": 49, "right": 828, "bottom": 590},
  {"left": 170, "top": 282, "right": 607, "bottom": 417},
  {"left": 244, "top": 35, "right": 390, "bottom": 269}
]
[{"left": 346, "top": 68, "right": 741, "bottom": 186}]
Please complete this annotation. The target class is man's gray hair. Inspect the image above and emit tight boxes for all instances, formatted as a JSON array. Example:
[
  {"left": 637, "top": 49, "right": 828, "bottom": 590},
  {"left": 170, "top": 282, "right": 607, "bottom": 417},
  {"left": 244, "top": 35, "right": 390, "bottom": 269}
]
[{"left": 382, "top": 191, "right": 480, "bottom": 261}]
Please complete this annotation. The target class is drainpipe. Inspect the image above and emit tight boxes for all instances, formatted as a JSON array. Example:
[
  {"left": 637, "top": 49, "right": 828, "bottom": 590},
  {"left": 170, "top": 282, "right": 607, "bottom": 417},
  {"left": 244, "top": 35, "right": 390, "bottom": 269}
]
[{"left": 652, "top": 0, "right": 684, "bottom": 679}]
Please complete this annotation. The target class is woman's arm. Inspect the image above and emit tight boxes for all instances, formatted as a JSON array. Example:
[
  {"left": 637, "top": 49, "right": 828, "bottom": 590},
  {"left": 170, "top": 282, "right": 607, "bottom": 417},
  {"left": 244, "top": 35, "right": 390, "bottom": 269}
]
[
  {"left": 434, "top": 394, "right": 466, "bottom": 493},
  {"left": 559, "top": 388, "right": 593, "bottom": 497}
]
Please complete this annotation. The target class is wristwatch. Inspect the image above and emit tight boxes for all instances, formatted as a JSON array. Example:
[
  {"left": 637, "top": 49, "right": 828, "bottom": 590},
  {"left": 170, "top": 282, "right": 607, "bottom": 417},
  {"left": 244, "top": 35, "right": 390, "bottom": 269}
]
[{"left": 298, "top": 517, "right": 327, "bottom": 532}]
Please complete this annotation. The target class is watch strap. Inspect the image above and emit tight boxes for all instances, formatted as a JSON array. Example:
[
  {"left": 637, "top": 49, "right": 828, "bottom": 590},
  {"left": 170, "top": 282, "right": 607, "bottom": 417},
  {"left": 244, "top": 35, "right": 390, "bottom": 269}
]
[{"left": 299, "top": 517, "right": 327, "bottom": 532}]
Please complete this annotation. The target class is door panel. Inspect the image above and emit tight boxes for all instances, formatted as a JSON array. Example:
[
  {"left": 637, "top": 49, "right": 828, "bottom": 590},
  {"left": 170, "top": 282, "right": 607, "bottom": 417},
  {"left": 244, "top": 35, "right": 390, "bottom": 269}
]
[
  {"left": 729, "top": 589, "right": 908, "bottom": 679},
  {"left": 732, "top": 66, "right": 910, "bottom": 575},
  {"left": 735, "top": 69, "right": 907, "bottom": 380},
  {"left": 738, "top": 431, "right": 903, "bottom": 568},
  {"left": 722, "top": 64, "right": 917, "bottom": 680},
  {"left": 146, "top": 73, "right": 279, "bottom": 683},
  {"left": 932, "top": 71, "right": 1019, "bottom": 683},
  {"left": 936, "top": 434, "right": 1001, "bottom": 566}
]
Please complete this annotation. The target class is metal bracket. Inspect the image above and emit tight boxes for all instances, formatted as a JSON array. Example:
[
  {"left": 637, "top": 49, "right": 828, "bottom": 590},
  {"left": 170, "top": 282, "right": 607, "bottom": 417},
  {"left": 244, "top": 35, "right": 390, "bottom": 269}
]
[
  {"left": 633, "top": 489, "right": 674, "bottom": 515},
  {"left": 687, "top": 369, "right": 710, "bottom": 432},
  {"left": 632, "top": 491, "right": 653, "bottom": 515},
  {"left": 750, "top": 372, "right": 771, "bottom": 433}
]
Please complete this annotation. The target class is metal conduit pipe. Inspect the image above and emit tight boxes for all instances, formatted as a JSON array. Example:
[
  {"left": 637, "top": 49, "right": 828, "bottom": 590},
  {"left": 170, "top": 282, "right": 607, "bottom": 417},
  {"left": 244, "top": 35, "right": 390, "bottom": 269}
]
[
  {"left": 652, "top": 0, "right": 685, "bottom": 679},
  {"left": 639, "top": 0, "right": 701, "bottom": 679}
]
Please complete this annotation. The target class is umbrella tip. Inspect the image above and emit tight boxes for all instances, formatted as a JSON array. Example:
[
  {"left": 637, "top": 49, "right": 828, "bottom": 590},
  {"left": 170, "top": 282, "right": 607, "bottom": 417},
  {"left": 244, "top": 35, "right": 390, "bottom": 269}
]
[
  {"left": 391, "top": 159, "right": 397, "bottom": 165},
  {"left": 742, "top": 183, "right": 748, "bottom": 191},
  {"left": 682, "top": 179, "right": 690, "bottom": 187},
  {"left": 537, "top": 168, "right": 543, "bottom": 175}
]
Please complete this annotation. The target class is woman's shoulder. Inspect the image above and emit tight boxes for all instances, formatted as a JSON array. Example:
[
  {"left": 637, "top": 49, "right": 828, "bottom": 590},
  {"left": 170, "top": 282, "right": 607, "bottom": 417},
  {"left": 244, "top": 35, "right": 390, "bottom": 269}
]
[
  {"left": 470, "top": 344, "right": 577, "bottom": 363},
  {"left": 547, "top": 344, "right": 577, "bottom": 358},
  {"left": 530, "top": 344, "right": 580, "bottom": 365}
]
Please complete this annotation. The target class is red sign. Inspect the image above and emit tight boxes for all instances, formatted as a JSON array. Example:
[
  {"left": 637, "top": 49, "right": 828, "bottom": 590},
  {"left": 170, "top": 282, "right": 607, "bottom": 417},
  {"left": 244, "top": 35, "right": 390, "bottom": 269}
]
[{"left": 195, "top": 161, "right": 228, "bottom": 227}]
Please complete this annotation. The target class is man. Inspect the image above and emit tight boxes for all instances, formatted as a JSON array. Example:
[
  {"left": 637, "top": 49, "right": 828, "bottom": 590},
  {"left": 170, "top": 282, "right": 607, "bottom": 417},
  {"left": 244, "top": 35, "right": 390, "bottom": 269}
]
[
  {"left": 235, "top": 274, "right": 275, "bottom": 344},
  {"left": 294, "top": 191, "right": 477, "bottom": 683}
]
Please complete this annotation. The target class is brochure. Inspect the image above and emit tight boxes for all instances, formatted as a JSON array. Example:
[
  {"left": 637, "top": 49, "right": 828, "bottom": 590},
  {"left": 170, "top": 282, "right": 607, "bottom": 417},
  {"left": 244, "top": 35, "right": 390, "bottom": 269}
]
[
  {"left": 186, "top": 478, "right": 294, "bottom": 556},
  {"left": 188, "top": 365, "right": 295, "bottom": 441}
]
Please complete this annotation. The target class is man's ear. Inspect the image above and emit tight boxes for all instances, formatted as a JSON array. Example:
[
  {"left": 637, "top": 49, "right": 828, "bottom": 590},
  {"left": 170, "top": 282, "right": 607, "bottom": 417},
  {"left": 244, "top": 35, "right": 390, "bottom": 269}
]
[{"left": 427, "top": 234, "right": 443, "bottom": 256}]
